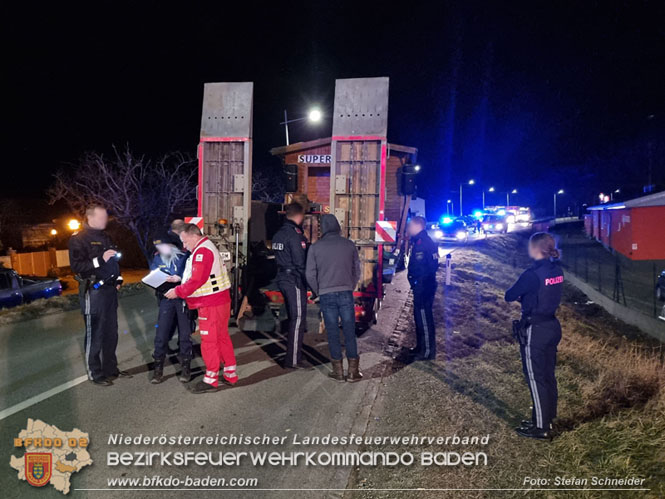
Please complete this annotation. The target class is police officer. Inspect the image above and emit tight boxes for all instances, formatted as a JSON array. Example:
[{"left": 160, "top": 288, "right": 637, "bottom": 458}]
[
  {"left": 68, "top": 205, "right": 131, "bottom": 386},
  {"left": 149, "top": 233, "right": 192, "bottom": 384},
  {"left": 505, "top": 232, "right": 564, "bottom": 439},
  {"left": 407, "top": 216, "right": 439, "bottom": 360},
  {"left": 272, "top": 203, "right": 308, "bottom": 369}
]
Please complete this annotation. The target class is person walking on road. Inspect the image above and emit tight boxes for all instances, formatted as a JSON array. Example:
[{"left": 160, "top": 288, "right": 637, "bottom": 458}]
[
  {"left": 306, "top": 214, "right": 362, "bottom": 382},
  {"left": 69, "top": 205, "right": 131, "bottom": 386},
  {"left": 505, "top": 232, "right": 564, "bottom": 440},
  {"left": 272, "top": 203, "right": 309, "bottom": 369},
  {"left": 407, "top": 216, "right": 439, "bottom": 361},
  {"left": 149, "top": 233, "right": 192, "bottom": 384},
  {"left": 164, "top": 224, "right": 237, "bottom": 394}
]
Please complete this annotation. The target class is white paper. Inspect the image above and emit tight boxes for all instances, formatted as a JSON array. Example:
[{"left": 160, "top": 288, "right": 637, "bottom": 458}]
[{"left": 141, "top": 269, "right": 170, "bottom": 289}]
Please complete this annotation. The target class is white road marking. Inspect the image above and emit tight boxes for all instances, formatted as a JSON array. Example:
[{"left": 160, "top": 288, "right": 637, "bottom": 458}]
[{"left": 0, "top": 375, "right": 88, "bottom": 421}]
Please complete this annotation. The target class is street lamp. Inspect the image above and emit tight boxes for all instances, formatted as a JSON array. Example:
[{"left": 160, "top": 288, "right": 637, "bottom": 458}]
[
  {"left": 459, "top": 180, "right": 474, "bottom": 216},
  {"left": 280, "top": 108, "right": 323, "bottom": 145},
  {"left": 50, "top": 229, "right": 57, "bottom": 236},
  {"left": 67, "top": 219, "right": 81, "bottom": 231},
  {"left": 507, "top": 189, "right": 517, "bottom": 205},
  {"left": 553, "top": 189, "right": 564, "bottom": 218},
  {"left": 447, "top": 199, "right": 453, "bottom": 215},
  {"left": 483, "top": 186, "right": 495, "bottom": 209}
]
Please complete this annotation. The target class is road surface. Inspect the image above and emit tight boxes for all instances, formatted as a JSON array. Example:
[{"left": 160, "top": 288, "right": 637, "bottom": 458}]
[{"left": 1, "top": 274, "right": 410, "bottom": 498}]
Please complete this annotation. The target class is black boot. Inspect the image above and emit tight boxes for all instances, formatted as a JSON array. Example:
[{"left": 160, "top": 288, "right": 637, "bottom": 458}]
[
  {"left": 515, "top": 425, "right": 552, "bottom": 440},
  {"left": 151, "top": 359, "right": 165, "bottom": 384},
  {"left": 189, "top": 381, "right": 222, "bottom": 394},
  {"left": 178, "top": 358, "right": 191, "bottom": 383}
]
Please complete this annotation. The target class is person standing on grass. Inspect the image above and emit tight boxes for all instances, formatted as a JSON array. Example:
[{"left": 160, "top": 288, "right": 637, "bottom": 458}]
[
  {"left": 306, "top": 214, "right": 361, "bottom": 382},
  {"left": 407, "top": 216, "right": 439, "bottom": 361},
  {"left": 505, "top": 232, "right": 564, "bottom": 440}
]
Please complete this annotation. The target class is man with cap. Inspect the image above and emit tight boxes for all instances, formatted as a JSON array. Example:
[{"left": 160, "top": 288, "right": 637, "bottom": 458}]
[{"left": 149, "top": 232, "right": 192, "bottom": 384}]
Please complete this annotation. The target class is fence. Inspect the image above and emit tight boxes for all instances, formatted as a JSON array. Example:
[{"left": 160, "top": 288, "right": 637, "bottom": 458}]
[
  {"left": 557, "top": 227, "right": 664, "bottom": 319},
  {"left": 1, "top": 249, "right": 70, "bottom": 276}
]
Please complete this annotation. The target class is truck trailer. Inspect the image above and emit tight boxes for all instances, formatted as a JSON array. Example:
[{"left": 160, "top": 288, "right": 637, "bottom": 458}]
[{"left": 192, "top": 77, "right": 417, "bottom": 327}]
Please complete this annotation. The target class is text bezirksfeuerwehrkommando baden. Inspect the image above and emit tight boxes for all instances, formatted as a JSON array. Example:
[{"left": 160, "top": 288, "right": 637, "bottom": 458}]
[{"left": 106, "top": 433, "right": 490, "bottom": 468}]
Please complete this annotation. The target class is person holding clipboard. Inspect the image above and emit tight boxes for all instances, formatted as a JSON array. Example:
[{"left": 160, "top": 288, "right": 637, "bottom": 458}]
[{"left": 146, "top": 233, "right": 192, "bottom": 384}]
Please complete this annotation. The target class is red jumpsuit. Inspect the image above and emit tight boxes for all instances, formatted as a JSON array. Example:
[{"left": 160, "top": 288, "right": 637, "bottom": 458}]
[{"left": 174, "top": 237, "right": 237, "bottom": 387}]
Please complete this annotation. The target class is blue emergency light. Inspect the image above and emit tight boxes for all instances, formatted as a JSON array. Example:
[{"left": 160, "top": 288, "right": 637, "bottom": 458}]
[{"left": 440, "top": 216, "right": 453, "bottom": 225}]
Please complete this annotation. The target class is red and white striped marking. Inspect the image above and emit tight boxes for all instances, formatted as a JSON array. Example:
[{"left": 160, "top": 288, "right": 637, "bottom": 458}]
[
  {"left": 375, "top": 220, "right": 397, "bottom": 243},
  {"left": 185, "top": 217, "right": 204, "bottom": 230}
]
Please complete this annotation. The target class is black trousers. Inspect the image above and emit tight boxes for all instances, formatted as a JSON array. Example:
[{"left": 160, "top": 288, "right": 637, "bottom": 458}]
[
  {"left": 519, "top": 319, "right": 562, "bottom": 429},
  {"left": 154, "top": 297, "right": 192, "bottom": 360},
  {"left": 413, "top": 285, "right": 437, "bottom": 359},
  {"left": 278, "top": 279, "right": 307, "bottom": 367},
  {"left": 81, "top": 286, "right": 119, "bottom": 381}
]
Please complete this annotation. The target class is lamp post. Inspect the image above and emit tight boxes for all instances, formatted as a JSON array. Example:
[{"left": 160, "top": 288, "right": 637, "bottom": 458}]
[
  {"left": 459, "top": 179, "right": 475, "bottom": 216},
  {"left": 482, "top": 186, "right": 495, "bottom": 209},
  {"left": 507, "top": 189, "right": 517, "bottom": 206},
  {"left": 280, "top": 108, "right": 322, "bottom": 145},
  {"left": 553, "top": 189, "right": 564, "bottom": 218},
  {"left": 447, "top": 199, "right": 453, "bottom": 215}
]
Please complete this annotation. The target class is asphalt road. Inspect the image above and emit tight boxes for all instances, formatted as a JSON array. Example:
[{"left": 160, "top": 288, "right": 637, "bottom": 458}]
[{"left": 1, "top": 275, "right": 410, "bottom": 498}]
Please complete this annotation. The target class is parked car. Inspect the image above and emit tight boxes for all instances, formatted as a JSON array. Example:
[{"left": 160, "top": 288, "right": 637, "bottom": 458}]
[
  {"left": 0, "top": 268, "right": 62, "bottom": 309},
  {"left": 656, "top": 270, "right": 665, "bottom": 301},
  {"left": 482, "top": 214, "right": 508, "bottom": 234}
]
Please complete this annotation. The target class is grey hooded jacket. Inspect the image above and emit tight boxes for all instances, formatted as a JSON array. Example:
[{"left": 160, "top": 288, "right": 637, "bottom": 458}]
[{"left": 305, "top": 214, "right": 360, "bottom": 296}]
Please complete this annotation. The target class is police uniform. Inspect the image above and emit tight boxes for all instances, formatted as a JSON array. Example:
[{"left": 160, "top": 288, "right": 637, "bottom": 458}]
[
  {"left": 407, "top": 229, "right": 439, "bottom": 360},
  {"left": 69, "top": 226, "right": 124, "bottom": 383},
  {"left": 149, "top": 237, "right": 192, "bottom": 379},
  {"left": 505, "top": 258, "right": 564, "bottom": 434},
  {"left": 272, "top": 219, "right": 308, "bottom": 368},
  {"left": 174, "top": 236, "right": 237, "bottom": 391}
]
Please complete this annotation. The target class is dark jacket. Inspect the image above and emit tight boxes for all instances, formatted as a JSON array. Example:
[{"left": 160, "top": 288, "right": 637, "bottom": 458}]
[
  {"left": 68, "top": 226, "right": 122, "bottom": 285},
  {"left": 306, "top": 214, "right": 360, "bottom": 296},
  {"left": 407, "top": 229, "right": 439, "bottom": 292},
  {"left": 505, "top": 258, "right": 564, "bottom": 322},
  {"left": 149, "top": 250, "right": 189, "bottom": 297},
  {"left": 272, "top": 219, "right": 308, "bottom": 284}
]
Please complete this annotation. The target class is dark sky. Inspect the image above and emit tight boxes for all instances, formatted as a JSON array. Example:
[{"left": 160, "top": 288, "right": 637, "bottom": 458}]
[{"left": 4, "top": 1, "right": 664, "bottom": 215}]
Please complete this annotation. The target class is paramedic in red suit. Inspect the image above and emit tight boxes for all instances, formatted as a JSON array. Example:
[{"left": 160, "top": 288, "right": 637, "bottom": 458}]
[{"left": 164, "top": 223, "right": 238, "bottom": 394}]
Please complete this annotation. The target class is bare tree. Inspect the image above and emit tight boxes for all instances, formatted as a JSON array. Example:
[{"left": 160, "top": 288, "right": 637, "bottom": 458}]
[
  {"left": 252, "top": 168, "right": 284, "bottom": 203},
  {"left": 47, "top": 145, "right": 196, "bottom": 262}
]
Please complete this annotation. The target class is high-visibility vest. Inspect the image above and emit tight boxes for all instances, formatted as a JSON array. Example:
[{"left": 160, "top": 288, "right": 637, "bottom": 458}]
[{"left": 182, "top": 238, "right": 231, "bottom": 297}]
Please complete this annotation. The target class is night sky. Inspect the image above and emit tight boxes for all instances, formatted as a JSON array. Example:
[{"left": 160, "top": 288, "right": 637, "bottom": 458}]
[{"left": 4, "top": 1, "right": 664, "bottom": 216}]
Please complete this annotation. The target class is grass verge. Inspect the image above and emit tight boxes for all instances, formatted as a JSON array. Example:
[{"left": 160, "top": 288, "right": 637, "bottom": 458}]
[{"left": 347, "top": 233, "right": 664, "bottom": 498}]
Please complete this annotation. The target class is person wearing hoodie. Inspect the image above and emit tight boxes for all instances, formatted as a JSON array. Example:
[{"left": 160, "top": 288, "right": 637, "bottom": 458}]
[{"left": 306, "top": 214, "right": 362, "bottom": 382}]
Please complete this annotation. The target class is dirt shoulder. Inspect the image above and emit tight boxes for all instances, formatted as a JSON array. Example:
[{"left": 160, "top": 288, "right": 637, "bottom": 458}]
[{"left": 347, "top": 233, "right": 664, "bottom": 498}]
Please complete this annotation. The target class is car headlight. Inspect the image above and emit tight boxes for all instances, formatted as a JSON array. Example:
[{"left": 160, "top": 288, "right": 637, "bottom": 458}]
[
  {"left": 435, "top": 230, "right": 443, "bottom": 239},
  {"left": 483, "top": 224, "right": 490, "bottom": 229},
  {"left": 496, "top": 223, "right": 504, "bottom": 230},
  {"left": 456, "top": 231, "right": 467, "bottom": 240}
]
